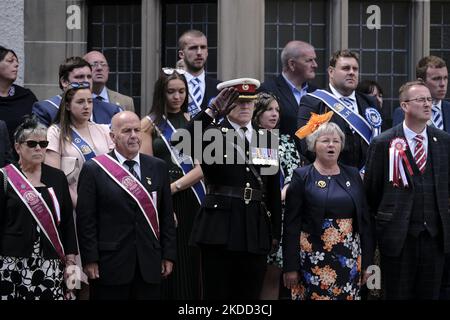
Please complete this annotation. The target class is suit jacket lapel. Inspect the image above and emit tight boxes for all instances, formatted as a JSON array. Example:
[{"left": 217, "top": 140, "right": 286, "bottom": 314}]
[
  {"left": 139, "top": 154, "right": 154, "bottom": 192},
  {"left": 441, "top": 100, "right": 450, "bottom": 133},
  {"left": 277, "top": 75, "right": 298, "bottom": 110},
  {"left": 427, "top": 126, "right": 441, "bottom": 192}
]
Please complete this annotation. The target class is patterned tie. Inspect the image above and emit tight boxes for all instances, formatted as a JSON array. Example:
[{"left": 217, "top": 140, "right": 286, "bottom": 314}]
[
  {"left": 432, "top": 104, "right": 444, "bottom": 130},
  {"left": 124, "top": 160, "right": 139, "bottom": 179},
  {"left": 413, "top": 134, "right": 426, "bottom": 174},
  {"left": 340, "top": 96, "right": 356, "bottom": 133},
  {"left": 340, "top": 96, "right": 355, "bottom": 112},
  {"left": 188, "top": 77, "right": 202, "bottom": 117}
]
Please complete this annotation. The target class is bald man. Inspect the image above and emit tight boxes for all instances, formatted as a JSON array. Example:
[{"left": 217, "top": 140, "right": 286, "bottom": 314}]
[
  {"left": 84, "top": 51, "right": 135, "bottom": 112},
  {"left": 259, "top": 40, "right": 318, "bottom": 137},
  {"left": 76, "top": 111, "right": 176, "bottom": 299}
]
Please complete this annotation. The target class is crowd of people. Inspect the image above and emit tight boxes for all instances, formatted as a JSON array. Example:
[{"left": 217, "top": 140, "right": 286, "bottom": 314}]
[{"left": 1, "top": 27, "right": 450, "bottom": 300}]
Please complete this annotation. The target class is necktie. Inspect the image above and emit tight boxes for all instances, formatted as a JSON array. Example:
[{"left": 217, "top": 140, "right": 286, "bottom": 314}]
[
  {"left": 95, "top": 95, "right": 104, "bottom": 101},
  {"left": 432, "top": 104, "right": 444, "bottom": 130},
  {"left": 413, "top": 134, "right": 426, "bottom": 174},
  {"left": 340, "top": 96, "right": 356, "bottom": 133},
  {"left": 340, "top": 96, "right": 355, "bottom": 112},
  {"left": 124, "top": 160, "right": 139, "bottom": 179},
  {"left": 188, "top": 77, "right": 202, "bottom": 117},
  {"left": 240, "top": 127, "right": 250, "bottom": 158}
]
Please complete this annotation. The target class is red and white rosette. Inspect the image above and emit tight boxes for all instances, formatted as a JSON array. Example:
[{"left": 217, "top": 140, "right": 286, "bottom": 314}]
[{"left": 389, "top": 137, "right": 413, "bottom": 187}]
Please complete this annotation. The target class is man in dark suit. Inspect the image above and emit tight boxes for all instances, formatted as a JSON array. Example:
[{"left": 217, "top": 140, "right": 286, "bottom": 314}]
[
  {"left": 365, "top": 80, "right": 450, "bottom": 299},
  {"left": 297, "top": 49, "right": 381, "bottom": 170},
  {"left": 178, "top": 29, "right": 220, "bottom": 118},
  {"left": 183, "top": 79, "right": 281, "bottom": 300},
  {"left": 393, "top": 56, "right": 450, "bottom": 132},
  {"left": 32, "top": 56, "right": 122, "bottom": 127},
  {"left": 0, "top": 120, "right": 13, "bottom": 167},
  {"left": 76, "top": 111, "right": 176, "bottom": 300},
  {"left": 259, "top": 40, "right": 318, "bottom": 137}
]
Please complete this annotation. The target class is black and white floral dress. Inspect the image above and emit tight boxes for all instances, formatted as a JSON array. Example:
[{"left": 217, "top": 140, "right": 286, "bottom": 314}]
[{"left": 0, "top": 187, "right": 66, "bottom": 300}]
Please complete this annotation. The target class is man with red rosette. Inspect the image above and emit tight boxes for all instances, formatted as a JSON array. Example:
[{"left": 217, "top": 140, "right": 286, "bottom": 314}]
[{"left": 365, "top": 80, "right": 450, "bottom": 299}]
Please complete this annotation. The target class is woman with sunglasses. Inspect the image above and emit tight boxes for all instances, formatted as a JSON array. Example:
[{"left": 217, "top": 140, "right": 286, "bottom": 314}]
[
  {"left": 140, "top": 68, "right": 204, "bottom": 300},
  {"left": 45, "top": 81, "right": 114, "bottom": 207},
  {"left": 252, "top": 92, "right": 304, "bottom": 300},
  {"left": 0, "top": 115, "right": 78, "bottom": 300}
]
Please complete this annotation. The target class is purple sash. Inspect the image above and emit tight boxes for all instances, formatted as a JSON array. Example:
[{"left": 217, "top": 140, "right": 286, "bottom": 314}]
[
  {"left": 93, "top": 154, "right": 160, "bottom": 240},
  {"left": 3, "top": 165, "right": 65, "bottom": 261}
]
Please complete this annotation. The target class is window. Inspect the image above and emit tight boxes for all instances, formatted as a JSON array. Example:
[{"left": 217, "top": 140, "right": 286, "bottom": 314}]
[
  {"left": 430, "top": 0, "right": 450, "bottom": 100},
  {"left": 162, "top": 1, "right": 218, "bottom": 79},
  {"left": 264, "top": 0, "right": 328, "bottom": 88},
  {"left": 348, "top": 0, "right": 411, "bottom": 121},
  {"left": 87, "top": 0, "right": 142, "bottom": 114}
]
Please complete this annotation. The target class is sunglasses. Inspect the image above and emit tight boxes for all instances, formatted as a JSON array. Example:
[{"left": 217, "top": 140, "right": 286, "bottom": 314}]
[
  {"left": 67, "top": 81, "right": 90, "bottom": 90},
  {"left": 162, "top": 67, "right": 186, "bottom": 75},
  {"left": 22, "top": 140, "right": 49, "bottom": 148}
]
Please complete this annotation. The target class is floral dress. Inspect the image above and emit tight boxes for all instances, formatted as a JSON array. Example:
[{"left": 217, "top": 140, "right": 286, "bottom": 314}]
[
  {"left": 267, "top": 134, "right": 301, "bottom": 268},
  {"left": 291, "top": 169, "right": 362, "bottom": 300},
  {"left": 0, "top": 187, "right": 66, "bottom": 300}
]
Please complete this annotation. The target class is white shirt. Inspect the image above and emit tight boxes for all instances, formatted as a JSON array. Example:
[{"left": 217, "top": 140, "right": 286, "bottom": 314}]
[
  {"left": 114, "top": 149, "right": 141, "bottom": 179},
  {"left": 185, "top": 71, "right": 206, "bottom": 105},
  {"left": 403, "top": 121, "right": 428, "bottom": 157},
  {"left": 92, "top": 86, "right": 110, "bottom": 103},
  {"left": 329, "top": 83, "right": 358, "bottom": 114},
  {"left": 227, "top": 118, "right": 253, "bottom": 144}
]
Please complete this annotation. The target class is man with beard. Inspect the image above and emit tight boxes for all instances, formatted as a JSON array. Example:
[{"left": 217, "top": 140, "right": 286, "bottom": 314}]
[{"left": 178, "top": 29, "right": 220, "bottom": 118}]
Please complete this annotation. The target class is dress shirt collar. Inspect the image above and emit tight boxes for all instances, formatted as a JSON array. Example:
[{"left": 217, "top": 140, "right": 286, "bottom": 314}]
[
  {"left": 329, "top": 83, "right": 356, "bottom": 101},
  {"left": 227, "top": 118, "right": 253, "bottom": 143},
  {"left": 114, "top": 149, "right": 141, "bottom": 167},
  {"left": 92, "top": 86, "right": 110, "bottom": 103},
  {"left": 403, "top": 121, "right": 428, "bottom": 151}
]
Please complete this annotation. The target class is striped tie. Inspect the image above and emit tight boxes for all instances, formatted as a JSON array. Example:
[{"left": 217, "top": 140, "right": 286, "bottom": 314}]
[
  {"left": 188, "top": 77, "right": 202, "bottom": 117},
  {"left": 340, "top": 96, "right": 355, "bottom": 112},
  {"left": 340, "top": 97, "right": 355, "bottom": 133},
  {"left": 413, "top": 134, "right": 426, "bottom": 174},
  {"left": 432, "top": 104, "right": 444, "bottom": 130}
]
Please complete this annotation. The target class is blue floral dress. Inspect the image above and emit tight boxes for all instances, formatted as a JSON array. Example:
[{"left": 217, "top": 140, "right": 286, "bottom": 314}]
[{"left": 291, "top": 169, "right": 362, "bottom": 300}]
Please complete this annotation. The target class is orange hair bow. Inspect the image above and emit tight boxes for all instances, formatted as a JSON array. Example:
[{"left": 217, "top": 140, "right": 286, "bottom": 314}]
[{"left": 295, "top": 111, "right": 334, "bottom": 139}]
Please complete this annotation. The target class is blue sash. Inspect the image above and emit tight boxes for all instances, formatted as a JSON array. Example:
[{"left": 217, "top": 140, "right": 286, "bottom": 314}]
[
  {"left": 147, "top": 115, "right": 205, "bottom": 204},
  {"left": 70, "top": 127, "right": 96, "bottom": 161},
  {"left": 307, "top": 90, "right": 379, "bottom": 145},
  {"left": 44, "top": 95, "right": 62, "bottom": 110}
]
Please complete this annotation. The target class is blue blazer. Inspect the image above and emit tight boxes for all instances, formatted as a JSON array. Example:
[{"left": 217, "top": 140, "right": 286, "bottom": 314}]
[
  {"left": 32, "top": 95, "right": 122, "bottom": 127},
  {"left": 392, "top": 100, "right": 450, "bottom": 133}
]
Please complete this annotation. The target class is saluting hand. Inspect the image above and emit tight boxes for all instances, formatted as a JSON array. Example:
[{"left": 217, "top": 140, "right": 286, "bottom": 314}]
[{"left": 209, "top": 87, "right": 240, "bottom": 117}]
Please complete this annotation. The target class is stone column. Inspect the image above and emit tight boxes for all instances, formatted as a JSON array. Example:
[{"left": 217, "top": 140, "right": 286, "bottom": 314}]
[
  {"left": 23, "top": 0, "right": 87, "bottom": 100},
  {"left": 0, "top": 0, "right": 25, "bottom": 85},
  {"left": 410, "top": 0, "right": 430, "bottom": 78},
  {"left": 140, "top": 0, "right": 161, "bottom": 117},
  {"left": 329, "top": 0, "right": 348, "bottom": 53},
  {"left": 217, "top": 0, "right": 264, "bottom": 81}
]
